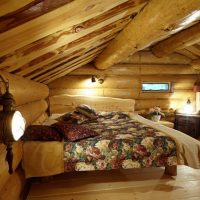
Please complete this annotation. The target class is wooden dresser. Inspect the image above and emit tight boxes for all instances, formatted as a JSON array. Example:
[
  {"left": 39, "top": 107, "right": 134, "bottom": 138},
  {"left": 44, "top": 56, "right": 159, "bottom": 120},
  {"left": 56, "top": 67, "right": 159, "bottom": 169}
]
[{"left": 174, "top": 113, "right": 200, "bottom": 138}]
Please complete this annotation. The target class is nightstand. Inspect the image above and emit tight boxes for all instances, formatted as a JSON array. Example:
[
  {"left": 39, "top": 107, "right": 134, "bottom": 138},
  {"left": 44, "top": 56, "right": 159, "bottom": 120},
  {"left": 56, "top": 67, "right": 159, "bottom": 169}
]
[{"left": 174, "top": 113, "right": 200, "bottom": 138}]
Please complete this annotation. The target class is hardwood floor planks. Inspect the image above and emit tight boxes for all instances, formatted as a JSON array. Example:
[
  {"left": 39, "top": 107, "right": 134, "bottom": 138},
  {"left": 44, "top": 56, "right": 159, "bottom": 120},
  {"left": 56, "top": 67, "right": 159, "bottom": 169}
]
[{"left": 27, "top": 166, "right": 200, "bottom": 200}]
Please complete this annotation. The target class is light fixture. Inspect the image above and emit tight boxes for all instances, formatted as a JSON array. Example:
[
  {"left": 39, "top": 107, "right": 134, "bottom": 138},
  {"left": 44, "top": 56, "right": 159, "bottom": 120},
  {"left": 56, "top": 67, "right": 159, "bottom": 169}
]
[
  {"left": 183, "top": 98, "right": 193, "bottom": 114},
  {"left": 91, "top": 75, "right": 104, "bottom": 84},
  {"left": 91, "top": 75, "right": 96, "bottom": 83},
  {"left": 0, "top": 74, "right": 26, "bottom": 174}
]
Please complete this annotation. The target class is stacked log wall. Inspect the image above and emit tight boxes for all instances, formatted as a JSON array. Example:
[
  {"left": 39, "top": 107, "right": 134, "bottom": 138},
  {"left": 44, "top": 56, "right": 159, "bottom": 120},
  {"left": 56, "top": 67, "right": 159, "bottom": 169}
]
[
  {"left": 49, "top": 53, "right": 196, "bottom": 113},
  {"left": 0, "top": 71, "right": 49, "bottom": 199}
]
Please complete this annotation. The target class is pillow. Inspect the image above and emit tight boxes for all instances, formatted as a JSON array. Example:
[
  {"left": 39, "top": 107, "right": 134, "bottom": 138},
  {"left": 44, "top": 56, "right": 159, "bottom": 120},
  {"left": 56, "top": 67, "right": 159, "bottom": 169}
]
[
  {"left": 56, "top": 112, "right": 90, "bottom": 124},
  {"left": 76, "top": 104, "right": 96, "bottom": 114},
  {"left": 76, "top": 104, "right": 97, "bottom": 120},
  {"left": 52, "top": 123, "right": 98, "bottom": 141},
  {"left": 22, "top": 125, "right": 62, "bottom": 141}
]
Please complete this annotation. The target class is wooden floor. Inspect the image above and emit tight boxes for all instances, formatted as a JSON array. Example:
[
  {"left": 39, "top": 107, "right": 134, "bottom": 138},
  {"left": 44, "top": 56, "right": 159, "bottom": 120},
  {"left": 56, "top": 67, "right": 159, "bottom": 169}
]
[{"left": 27, "top": 166, "right": 200, "bottom": 200}]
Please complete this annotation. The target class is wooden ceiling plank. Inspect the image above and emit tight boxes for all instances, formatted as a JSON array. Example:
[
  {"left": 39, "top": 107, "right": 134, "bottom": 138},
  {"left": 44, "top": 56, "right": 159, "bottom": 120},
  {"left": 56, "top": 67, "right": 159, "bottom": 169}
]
[
  {"left": 185, "top": 45, "right": 200, "bottom": 57},
  {"left": 34, "top": 47, "right": 105, "bottom": 82},
  {"left": 175, "top": 49, "right": 199, "bottom": 60},
  {"left": 1, "top": 3, "right": 138, "bottom": 73},
  {"left": 95, "top": 0, "right": 200, "bottom": 69},
  {"left": 0, "top": 0, "right": 142, "bottom": 57},
  {"left": 14, "top": 16, "right": 128, "bottom": 78},
  {"left": 0, "top": 0, "right": 74, "bottom": 33},
  {"left": 25, "top": 39, "right": 110, "bottom": 80},
  {"left": 42, "top": 56, "right": 97, "bottom": 84},
  {"left": 0, "top": 0, "right": 36, "bottom": 17},
  {"left": 152, "top": 22, "right": 200, "bottom": 57}
]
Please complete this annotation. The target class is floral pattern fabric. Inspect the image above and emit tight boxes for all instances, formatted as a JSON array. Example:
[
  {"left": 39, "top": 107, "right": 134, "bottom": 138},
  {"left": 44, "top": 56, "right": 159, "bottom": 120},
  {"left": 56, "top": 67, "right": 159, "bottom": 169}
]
[{"left": 64, "top": 112, "right": 177, "bottom": 172}]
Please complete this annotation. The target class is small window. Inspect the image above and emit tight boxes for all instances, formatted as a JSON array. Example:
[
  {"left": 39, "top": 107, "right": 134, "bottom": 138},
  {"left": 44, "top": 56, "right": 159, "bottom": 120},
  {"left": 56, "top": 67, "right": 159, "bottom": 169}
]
[{"left": 142, "top": 82, "right": 172, "bottom": 92}]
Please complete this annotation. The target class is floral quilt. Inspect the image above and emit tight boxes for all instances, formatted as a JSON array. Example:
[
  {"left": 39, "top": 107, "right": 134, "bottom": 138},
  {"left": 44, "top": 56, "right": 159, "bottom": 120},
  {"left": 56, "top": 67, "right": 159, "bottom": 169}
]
[{"left": 64, "top": 112, "right": 177, "bottom": 172}]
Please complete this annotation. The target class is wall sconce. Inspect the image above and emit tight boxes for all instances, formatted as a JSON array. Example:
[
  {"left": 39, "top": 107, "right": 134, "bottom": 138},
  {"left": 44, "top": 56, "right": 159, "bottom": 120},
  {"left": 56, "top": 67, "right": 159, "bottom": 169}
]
[
  {"left": 91, "top": 75, "right": 104, "bottom": 84},
  {"left": 183, "top": 98, "right": 193, "bottom": 114},
  {"left": 0, "top": 75, "right": 26, "bottom": 174}
]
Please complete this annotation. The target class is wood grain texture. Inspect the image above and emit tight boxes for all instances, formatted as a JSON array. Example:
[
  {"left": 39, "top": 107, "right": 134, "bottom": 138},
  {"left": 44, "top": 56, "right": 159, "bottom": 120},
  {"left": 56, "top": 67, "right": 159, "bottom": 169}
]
[
  {"left": 0, "top": 71, "right": 49, "bottom": 106},
  {"left": 17, "top": 99, "right": 48, "bottom": 127},
  {"left": 27, "top": 166, "right": 200, "bottom": 200},
  {"left": 0, "top": 141, "right": 23, "bottom": 191},
  {"left": 152, "top": 22, "right": 200, "bottom": 57},
  {"left": 50, "top": 95, "right": 135, "bottom": 114},
  {"left": 0, "top": 168, "right": 25, "bottom": 200},
  {"left": 0, "top": 0, "right": 74, "bottom": 33},
  {"left": 49, "top": 63, "right": 196, "bottom": 111},
  {"left": 121, "top": 51, "right": 191, "bottom": 64},
  {"left": 95, "top": 0, "right": 200, "bottom": 69}
]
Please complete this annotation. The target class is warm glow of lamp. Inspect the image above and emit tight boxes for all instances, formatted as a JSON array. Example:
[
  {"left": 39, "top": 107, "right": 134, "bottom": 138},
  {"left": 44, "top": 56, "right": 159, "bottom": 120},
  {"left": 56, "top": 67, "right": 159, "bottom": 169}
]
[
  {"left": 12, "top": 111, "right": 26, "bottom": 141},
  {"left": 183, "top": 99, "right": 193, "bottom": 114}
]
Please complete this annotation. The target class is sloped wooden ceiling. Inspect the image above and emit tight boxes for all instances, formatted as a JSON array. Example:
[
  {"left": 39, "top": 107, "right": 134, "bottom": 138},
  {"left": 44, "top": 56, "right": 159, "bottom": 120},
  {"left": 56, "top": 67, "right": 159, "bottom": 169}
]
[{"left": 0, "top": 0, "right": 200, "bottom": 84}]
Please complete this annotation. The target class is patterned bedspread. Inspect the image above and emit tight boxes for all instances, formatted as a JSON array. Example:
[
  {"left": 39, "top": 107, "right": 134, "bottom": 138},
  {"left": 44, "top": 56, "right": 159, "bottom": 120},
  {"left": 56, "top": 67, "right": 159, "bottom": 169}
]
[{"left": 64, "top": 112, "right": 177, "bottom": 172}]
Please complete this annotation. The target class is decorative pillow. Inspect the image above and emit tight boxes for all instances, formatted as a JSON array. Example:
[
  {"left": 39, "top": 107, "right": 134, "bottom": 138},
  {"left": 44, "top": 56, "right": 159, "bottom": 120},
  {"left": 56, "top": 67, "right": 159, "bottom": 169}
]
[
  {"left": 76, "top": 104, "right": 96, "bottom": 114},
  {"left": 52, "top": 122, "right": 98, "bottom": 141},
  {"left": 75, "top": 104, "right": 97, "bottom": 120},
  {"left": 56, "top": 112, "right": 90, "bottom": 124},
  {"left": 22, "top": 125, "right": 62, "bottom": 141}
]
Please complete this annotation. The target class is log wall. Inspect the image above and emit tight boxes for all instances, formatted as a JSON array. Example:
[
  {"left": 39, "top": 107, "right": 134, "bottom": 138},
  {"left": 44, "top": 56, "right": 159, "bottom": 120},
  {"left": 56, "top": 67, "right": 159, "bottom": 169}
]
[
  {"left": 49, "top": 54, "right": 197, "bottom": 113},
  {"left": 0, "top": 71, "right": 49, "bottom": 199}
]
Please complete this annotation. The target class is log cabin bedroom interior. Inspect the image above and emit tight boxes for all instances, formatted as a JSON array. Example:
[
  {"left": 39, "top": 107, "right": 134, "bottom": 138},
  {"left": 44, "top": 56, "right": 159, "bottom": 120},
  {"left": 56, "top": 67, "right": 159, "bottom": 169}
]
[{"left": 1, "top": 0, "right": 200, "bottom": 200}]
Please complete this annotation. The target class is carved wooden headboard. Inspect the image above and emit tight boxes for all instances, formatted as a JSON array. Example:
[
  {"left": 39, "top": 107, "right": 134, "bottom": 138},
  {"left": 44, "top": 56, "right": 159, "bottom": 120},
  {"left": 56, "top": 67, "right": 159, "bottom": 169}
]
[{"left": 50, "top": 95, "right": 135, "bottom": 114}]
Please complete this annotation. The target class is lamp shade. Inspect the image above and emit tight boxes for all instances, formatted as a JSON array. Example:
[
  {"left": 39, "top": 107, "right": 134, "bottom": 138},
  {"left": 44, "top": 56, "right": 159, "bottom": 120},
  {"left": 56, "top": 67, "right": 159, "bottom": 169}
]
[{"left": 0, "top": 110, "right": 25, "bottom": 142}]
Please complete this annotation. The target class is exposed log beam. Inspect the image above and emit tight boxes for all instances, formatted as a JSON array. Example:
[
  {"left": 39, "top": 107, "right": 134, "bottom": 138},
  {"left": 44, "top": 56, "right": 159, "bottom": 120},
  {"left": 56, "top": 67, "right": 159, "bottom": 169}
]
[
  {"left": 152, "top": 23, "right": 200, "bottom": 57},
  {"left": 0, "top": 71, "right": 49, "bottom": 106},
  {"left": 95, "top": 0, "right": 200, "bottom": 69}
]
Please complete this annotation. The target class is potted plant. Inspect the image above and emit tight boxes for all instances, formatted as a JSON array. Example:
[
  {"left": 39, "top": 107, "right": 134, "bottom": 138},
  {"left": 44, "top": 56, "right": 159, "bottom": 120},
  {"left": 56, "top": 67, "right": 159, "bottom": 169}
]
[{"left": 148, "top": 106, "right": 165, "bottom": 122}]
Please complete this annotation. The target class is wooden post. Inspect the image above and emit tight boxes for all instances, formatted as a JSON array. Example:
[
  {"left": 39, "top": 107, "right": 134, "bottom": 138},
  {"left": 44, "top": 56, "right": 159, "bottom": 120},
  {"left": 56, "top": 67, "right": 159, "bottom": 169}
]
[{"left": 164, "top": 165, "right": 177, "bottom": 176}]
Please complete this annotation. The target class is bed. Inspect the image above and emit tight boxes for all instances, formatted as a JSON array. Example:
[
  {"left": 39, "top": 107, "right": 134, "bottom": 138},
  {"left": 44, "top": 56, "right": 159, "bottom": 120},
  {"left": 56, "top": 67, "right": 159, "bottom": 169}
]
[{"left": 22, "top": 96, "right": 200, "bottom": 178}]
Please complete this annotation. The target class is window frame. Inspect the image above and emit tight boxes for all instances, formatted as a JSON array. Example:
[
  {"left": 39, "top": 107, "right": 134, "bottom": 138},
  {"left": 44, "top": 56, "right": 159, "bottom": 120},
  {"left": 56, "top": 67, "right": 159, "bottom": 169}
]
[{"left": 141, "top": 82, "right": 173, "bottom": 93}]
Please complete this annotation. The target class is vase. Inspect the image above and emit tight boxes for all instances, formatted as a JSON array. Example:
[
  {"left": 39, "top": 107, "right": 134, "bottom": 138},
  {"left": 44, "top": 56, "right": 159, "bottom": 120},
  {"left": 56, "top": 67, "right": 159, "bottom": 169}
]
[{"left": 151, "top": 115, "right": 161, "bottom": 122}]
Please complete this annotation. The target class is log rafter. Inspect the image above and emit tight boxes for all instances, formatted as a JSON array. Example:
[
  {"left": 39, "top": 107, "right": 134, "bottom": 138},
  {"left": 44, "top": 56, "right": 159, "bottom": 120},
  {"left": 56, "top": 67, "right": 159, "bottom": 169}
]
[
  {"left": 95, "top": 0, "right": 200, "bottom": 70},
  {"left": 152, "top": 22, "right": 200, "bottom": 57},
  {"left": 0, "top": 0, "right": 147, "bottom": 83}
]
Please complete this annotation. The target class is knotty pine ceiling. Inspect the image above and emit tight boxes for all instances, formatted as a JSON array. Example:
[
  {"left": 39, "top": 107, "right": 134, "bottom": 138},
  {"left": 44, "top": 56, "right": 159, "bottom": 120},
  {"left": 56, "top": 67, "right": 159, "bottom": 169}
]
[{"left": 0, "top": 0, "right": 200, "bottom": 84}]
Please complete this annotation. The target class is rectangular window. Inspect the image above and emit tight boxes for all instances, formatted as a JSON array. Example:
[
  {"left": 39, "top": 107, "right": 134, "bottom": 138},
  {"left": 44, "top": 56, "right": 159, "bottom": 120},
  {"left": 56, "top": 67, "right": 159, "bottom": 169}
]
[{"left": 142, "top": 82, "right": 172, "bottom": 92}]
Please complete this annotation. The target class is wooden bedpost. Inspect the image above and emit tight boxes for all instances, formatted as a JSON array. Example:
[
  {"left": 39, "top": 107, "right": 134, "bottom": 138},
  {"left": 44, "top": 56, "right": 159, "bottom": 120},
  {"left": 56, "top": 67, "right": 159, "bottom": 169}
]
[{"left": 164, "top": 165, "right": 177, "bottom": 176}]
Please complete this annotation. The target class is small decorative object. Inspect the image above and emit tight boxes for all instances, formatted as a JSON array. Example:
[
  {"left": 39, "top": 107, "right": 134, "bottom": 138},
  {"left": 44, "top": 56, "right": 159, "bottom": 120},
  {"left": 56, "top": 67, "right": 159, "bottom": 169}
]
[
  {"left": 91, "top": 75, "right": 104, "bottom": 84},
  {"left": 148, "top": 106, "right": 165, "bottom": 122},
  {"left": 183, "top": 98, "right": 193, "bottom": 114}
]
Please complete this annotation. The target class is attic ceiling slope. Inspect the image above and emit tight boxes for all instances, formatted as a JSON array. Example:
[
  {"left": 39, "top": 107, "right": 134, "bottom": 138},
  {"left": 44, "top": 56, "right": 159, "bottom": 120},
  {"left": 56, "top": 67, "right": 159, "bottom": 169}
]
[
  {"left": 95, "top": 0, "right": 200, "bottom": 70},
  {"left": 0, "top": 0, "right": 148, "bottom": 84}
]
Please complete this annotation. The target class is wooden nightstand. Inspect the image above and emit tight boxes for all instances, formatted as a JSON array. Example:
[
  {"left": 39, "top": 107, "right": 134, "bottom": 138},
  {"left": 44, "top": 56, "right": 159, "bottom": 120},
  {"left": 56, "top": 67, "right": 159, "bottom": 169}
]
[{"left": 174, "top": 113, "right": 200, "bottom": 138}]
